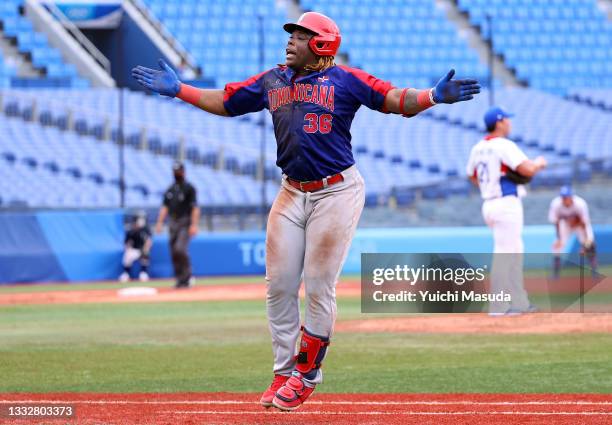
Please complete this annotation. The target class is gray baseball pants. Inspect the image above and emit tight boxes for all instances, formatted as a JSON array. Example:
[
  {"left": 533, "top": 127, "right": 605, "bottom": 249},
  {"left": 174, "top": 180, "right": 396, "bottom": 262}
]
[{"left": 265, "top": 165, "right": 365, "bottom": 385}]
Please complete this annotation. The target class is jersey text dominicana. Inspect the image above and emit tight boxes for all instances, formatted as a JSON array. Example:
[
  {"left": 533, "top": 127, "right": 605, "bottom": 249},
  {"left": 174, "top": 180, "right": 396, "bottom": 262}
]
[{"left": 223, "top": 65, "right": 393, "bottom": 181}]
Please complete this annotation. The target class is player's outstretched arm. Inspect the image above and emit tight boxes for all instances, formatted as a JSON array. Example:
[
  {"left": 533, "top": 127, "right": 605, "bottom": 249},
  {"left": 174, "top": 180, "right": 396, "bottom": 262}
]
[
  {"left": 131, "top": 59, "right": 229, "bottom": 117},
  {"left": 385, "top": 69, "right": 480, "bottom": 116}
]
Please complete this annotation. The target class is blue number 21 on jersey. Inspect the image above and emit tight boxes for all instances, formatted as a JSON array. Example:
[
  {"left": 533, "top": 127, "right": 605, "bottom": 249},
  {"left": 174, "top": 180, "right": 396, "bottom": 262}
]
[{"left": 476, "top": 162, "right": 489, "bottom": 184}]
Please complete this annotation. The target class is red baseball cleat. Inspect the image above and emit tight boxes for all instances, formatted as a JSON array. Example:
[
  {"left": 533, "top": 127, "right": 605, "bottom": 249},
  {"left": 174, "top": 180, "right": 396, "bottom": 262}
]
[
  {"left": 272, "top": 371, "right": 315, "bottom": 411},
  {"left": 260, "top": 374, "right": 290, "bottom": 408}
]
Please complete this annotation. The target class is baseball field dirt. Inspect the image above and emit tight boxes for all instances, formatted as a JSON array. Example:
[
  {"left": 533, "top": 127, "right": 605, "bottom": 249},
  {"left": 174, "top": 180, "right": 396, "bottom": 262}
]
[{"left": 2, "top": 393, "right": 612, "bottom": 425}]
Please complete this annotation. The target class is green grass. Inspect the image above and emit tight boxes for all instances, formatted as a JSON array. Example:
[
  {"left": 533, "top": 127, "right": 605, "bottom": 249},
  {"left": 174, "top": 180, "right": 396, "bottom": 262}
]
[
  {"left": 521, "top": 264, "right": 611, "bottom": 279},
  {"left": 1, "top": 298, "right": 611, "bottom": 394},
  {"left": 0, "top": 276, "right": 267, "bottom": 294}
]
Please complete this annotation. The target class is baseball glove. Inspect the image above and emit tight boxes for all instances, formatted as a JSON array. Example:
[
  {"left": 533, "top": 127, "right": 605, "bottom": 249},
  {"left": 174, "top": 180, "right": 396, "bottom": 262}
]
[
  {"left": 582, "top": 239, "right": 596, "bottom": 254},
  {"left": 504, "top": 168, "right": 532, "bottom": 184}
]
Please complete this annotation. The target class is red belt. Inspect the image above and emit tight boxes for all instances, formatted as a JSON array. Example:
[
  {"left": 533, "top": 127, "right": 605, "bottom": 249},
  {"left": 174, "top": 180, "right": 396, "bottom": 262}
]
[{"left": 286, "top": 173, "right": 344, "bottom": 192}]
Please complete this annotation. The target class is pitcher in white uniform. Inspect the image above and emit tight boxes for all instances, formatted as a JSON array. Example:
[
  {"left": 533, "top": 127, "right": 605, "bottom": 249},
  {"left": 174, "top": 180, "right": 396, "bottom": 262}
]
[
  {"left": 548, "top": 186, "right": 597, "bottom": 278},
  {"left": 466, "top": 106, "right": 547, "bottom": 315}
]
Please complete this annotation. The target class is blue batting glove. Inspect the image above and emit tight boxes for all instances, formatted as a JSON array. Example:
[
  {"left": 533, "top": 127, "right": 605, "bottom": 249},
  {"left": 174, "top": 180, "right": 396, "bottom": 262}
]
[
  {"left": 432, "top": 69, "right": 481, "bottom": 104},
  {"left": 131, "top": 59, "right": 181, "bottom": 97}
]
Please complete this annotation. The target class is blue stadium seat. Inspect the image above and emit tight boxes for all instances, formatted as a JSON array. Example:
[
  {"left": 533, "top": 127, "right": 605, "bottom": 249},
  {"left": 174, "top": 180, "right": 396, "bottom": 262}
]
[{"left": 461, "top": 0, "right": 612, "bottom": 94}]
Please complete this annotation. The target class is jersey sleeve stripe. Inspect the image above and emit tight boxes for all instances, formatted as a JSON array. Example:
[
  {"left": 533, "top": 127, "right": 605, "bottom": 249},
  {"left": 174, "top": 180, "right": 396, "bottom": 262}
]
[
  {"left": 337, "top": 65, "right": 395, "bottom": 97},
  {"left": 223, "top": 69, "right": 272, "bottom": 102}
]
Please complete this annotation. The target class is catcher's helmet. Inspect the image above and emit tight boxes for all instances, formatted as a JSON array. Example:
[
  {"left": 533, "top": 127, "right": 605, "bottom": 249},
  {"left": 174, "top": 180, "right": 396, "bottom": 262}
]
[{"left": 283, "top": 12, "right": 341, "bottom": 56}]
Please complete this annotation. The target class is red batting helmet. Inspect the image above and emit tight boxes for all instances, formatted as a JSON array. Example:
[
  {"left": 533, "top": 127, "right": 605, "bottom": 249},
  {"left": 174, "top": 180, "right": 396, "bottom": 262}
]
[{"left": 283, "top": 12, "right": 341, "bottom": 57}]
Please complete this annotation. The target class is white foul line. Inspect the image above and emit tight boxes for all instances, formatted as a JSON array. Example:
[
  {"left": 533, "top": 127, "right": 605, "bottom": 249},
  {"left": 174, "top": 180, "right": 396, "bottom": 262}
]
[{"left": 167, "top": 410, "right": 612, "bottom": 416}]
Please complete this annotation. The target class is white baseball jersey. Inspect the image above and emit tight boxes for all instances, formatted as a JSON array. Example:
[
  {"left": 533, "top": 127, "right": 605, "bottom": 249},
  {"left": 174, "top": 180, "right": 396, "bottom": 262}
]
[
  {"left": 548, "top": 195, "right": 594, "bottom": 243},
  {"left": 466, "top": 135, "right": 532, "bottom": 313},
  {"left": 466, "top": 136, "right": 528, "bottom": 200}
]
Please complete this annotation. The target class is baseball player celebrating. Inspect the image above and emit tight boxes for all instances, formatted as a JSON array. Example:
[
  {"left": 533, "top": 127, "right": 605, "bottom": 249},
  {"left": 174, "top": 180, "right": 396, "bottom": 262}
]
[
  {"left": 467, "top": 106, "right": 547, "bottom": 315},
  {"left": 548, "top": 186, "right": 597, "bottom": 278},
  {"left": 132, "top": 12, "right": 480, "bottom": 411}
]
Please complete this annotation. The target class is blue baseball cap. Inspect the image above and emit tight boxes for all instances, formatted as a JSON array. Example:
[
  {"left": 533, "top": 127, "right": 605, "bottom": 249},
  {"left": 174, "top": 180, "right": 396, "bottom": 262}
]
[
  {"left": 560, "top": 185, "right": 573, "bottom": 197},
  {"left": 484, "top": 106, "right": 514, "bottom": 129}
]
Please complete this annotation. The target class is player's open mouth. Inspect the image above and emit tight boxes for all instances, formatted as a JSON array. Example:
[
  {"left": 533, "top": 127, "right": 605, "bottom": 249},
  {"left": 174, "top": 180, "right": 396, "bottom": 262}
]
[{"left": 286, "top": 50, "right": 296, "bottom": 59}]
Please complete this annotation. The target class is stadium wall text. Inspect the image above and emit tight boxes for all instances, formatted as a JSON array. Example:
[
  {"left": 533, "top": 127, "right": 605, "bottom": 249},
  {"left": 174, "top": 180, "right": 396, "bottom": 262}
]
[{"left": 0, "top": 210, "right": 610, "bottom": 283}]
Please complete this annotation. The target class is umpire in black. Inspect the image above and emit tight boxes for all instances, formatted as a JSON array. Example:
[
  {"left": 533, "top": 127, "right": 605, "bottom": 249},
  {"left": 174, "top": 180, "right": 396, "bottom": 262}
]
[{"left": 155, "top": 161, "right": 200, "bottom": 288}]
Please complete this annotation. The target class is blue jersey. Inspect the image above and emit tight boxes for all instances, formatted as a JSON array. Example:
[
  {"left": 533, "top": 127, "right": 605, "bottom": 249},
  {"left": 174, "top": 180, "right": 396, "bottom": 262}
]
[{"left": 223, "top": 65, "right": 394, "bottom": 181}]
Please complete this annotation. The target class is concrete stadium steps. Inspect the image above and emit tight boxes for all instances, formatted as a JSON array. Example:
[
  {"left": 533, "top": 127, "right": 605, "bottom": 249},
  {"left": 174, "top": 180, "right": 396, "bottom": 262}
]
[{"left": 0, "top": 0, "right": 89, "bottom": 88}]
